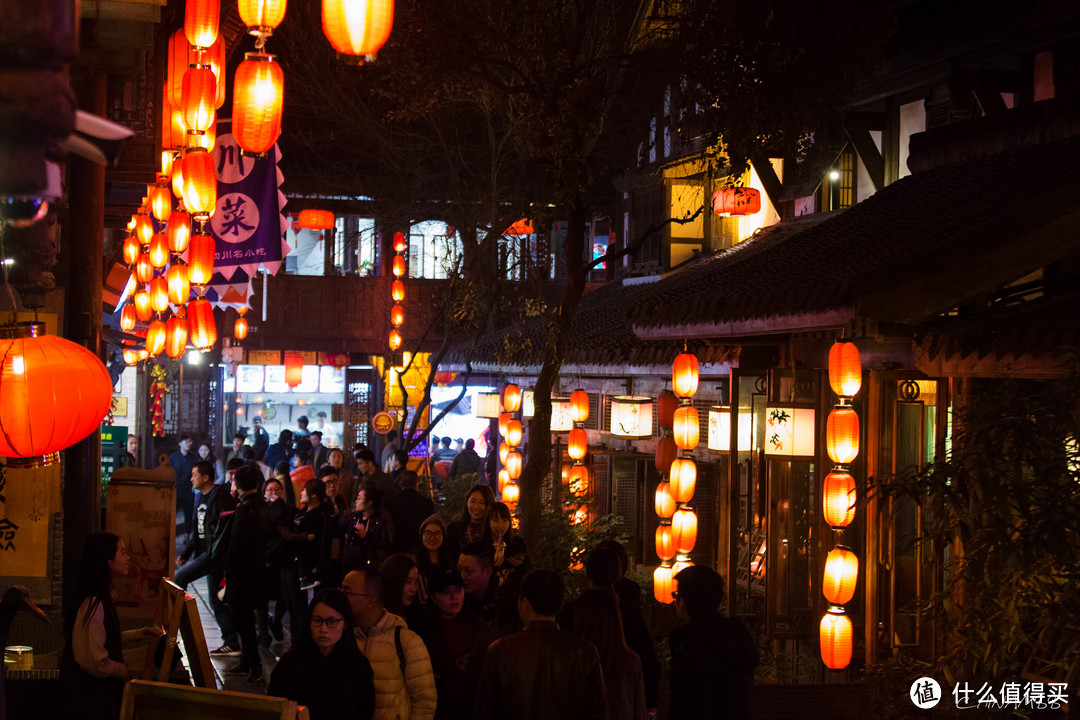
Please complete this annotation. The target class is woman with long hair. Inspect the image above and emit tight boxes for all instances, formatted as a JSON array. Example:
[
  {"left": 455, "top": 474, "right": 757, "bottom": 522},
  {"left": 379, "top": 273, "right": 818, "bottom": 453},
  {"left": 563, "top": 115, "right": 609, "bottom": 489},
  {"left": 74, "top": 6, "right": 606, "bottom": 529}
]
[
  {"left": 486, "top": 502, "right": 529, "bottom": 586},
  {"left": 415, "top": 514, "right": 452, "bottom": 604},
  {"left": 446, "top": 484, "right": 494, "bottom": 560},
  {"left": 572, "top": 588, "right": 646, "bottom": 720},
  {"left": 280, "top": 477, "right": 330, "bottom": 639},
  {"left": 197, "top": 440, "right": 225, "bottom": 483},
  {"left": 380, "top": 553, "right": 425, "bottom": 634},
  {"left": 55, "top": 533, "right": 162, "bottom": 720},
  {"left": 268, "top": 589, "right": 376, "bottom": 720},
  {"left": 341, "top": 479, "right": 394, "bottom": 571}
]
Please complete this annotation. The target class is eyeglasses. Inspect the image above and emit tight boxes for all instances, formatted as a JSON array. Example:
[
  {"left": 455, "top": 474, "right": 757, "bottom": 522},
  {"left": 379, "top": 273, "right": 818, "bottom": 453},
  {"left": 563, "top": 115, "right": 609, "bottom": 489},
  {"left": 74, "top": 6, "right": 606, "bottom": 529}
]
[
  {"left": 422, "top": 531, "right": 443, "bottom": 538},
  {"left": 340, "top": 588, "right": 372, "bottom": 598},
  {"left": 310, "top": 615, "right": 344, "bottom": 628}
]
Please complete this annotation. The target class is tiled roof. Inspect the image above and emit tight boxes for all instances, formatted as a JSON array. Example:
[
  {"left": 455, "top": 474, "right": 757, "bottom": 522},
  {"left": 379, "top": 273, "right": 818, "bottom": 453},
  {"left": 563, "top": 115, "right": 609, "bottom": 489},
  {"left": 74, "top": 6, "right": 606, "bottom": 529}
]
[{"left": 631, "top": 134, "right": 1080, "bottom": 334}]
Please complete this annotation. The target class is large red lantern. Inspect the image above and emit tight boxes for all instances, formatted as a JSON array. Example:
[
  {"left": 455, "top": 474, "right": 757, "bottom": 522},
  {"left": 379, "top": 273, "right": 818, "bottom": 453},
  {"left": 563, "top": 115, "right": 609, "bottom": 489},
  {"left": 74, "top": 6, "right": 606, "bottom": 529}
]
[
  {"left": 133, "top": 290, "right": 153, "bottom": 322},
  {"left": 672, "top": 405, "right": 700, "bottom": 450},
  {"left": 568, "top": 427, "right": 587, "bottom": 461},
  {"left": 829, "top": 341, "right": 862, "bottom": 398},
  {"left": 672, "top": 353, "right": 699, "bottom": 398},
  {"left": 148, "top": 233, "right": 169, "bottom": 268},
  {"left": 238, "top": 0, "right": 287, "bottom": 36},
  {"left": 146, "top": 320, "right": 167, "bottom": 357},
  {"left": 321, "top": 0, "right": 395, "bottom": 63},
  {"left": 393, "top": 232, "right": 407, "bottom": 252},
  {"left": 165, "top": 315, "right": 188, "bottom": 359},
  {"left": 712, "top": 187, "right": 762, "bottom": 216},
  {"left": 120, "top": 304, "right": 137, "bottom": 332},
  {"left": 504, "top": 419, "right": 523, "bottom": 448},
  {"left": 669, "top": 457, "right": 697, "bottom": 504},
  {"left": 181, "top": 65, "right": 217, "bottom": 136},
  {"left": 135, "top": 253, "right": 154, "bottom": 284},
  {"left": 654, "top": 436, "right": 677, "bottom": 474},
  {"left": 823, "top": 547, "right": 859, "bottom": 605},
  {"left": 167, "top": 264, "right": 191, "bottom": 305},
  {"left": 820, "top": 608, "right": 853, "bottom": 669},
  {"left": 188, "top": 298, "right": 217, "bottom": 350},
  {"left": 181, "top": 148, "right": 217, "bottom": 220},
  {"left": 501, "top": 383, "right": 522, "bottom": 413},
  {"left": 391, "top": 280, "right": 405, "bottom": 302},
  {"left": 655, "top": 525, "right": 676, "bottom": 562},
  {"left": 390, "top": 305, "right": 404, "bottom": 327},
  {"left": 187, "top": 232, "right": 215, "bottom": 285},
  {"left": 284, "top": 352, "right": 304, "bottom": 387},
  {"left": 826, "top": 408, "right": 860, "bottom": 465},
  {"left": 823, "top": 471, "right": 857, "bottom": 528},
  {"left": 185, "top": 0, "right": 220, "bottom": 48},
  {"left": 504, "top": 450, "right": 522, "bottom": 480},
  {"left": 654, "top": 481, "right": 676, "bottom": 519},
  {"left": 149, "top": 277, "right": 170, "bottom": 313},
  {"left": 657, "top": 389, "right": 678, "bottom": 430},
  {"left": 653, "top": 565, "right": 674, "bottom": 604},
  {"left": 570, "top": 389, "right": 589, "bottom": 424},
  {"left": 0, "top": 322, "right": 114, "bottom": 466},
  {"left": 233, "top": 53, "right": 284, "bottom": 155},
  {"left": 298, "top": 209, "right": 335, "bottom": 230},
  {"left": 168, "top": 210, "right": 192, "bottom": 253},
  {"left": 392, "top": 255, "right": 406, "bottom": 277},
  {"left": 672, "top": 508, "right": 698, "bottom": 553},
  {"left": 122, "top": 235, "right": 140, "bottom": 265}
]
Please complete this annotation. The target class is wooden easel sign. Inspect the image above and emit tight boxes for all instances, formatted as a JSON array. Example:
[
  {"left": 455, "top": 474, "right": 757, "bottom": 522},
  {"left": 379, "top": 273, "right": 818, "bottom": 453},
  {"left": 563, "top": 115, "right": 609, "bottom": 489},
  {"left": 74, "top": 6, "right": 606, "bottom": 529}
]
[
  {"left": 142, "top": 579, "right": 216, "bottom": 688},
  {"left": 119, "top": 680, "right": 307, "bottom": 720}
]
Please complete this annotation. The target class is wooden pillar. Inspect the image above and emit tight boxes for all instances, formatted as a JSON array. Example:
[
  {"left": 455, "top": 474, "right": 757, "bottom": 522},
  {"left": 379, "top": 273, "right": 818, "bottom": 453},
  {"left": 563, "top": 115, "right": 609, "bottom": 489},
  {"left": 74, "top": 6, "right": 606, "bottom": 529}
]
[{"left": 62, "top": 70, "right": 106, "bottom": 595}]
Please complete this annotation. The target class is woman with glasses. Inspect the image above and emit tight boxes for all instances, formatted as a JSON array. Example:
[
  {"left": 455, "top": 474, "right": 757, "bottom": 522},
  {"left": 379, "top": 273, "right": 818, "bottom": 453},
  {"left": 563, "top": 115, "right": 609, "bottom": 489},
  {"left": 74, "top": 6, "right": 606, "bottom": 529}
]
[
  {"left": 415, "top": 514, "right": 452, "bottom": 604},
  {"left": 268, "top": 589, "right": 376, "bottom": 720}
]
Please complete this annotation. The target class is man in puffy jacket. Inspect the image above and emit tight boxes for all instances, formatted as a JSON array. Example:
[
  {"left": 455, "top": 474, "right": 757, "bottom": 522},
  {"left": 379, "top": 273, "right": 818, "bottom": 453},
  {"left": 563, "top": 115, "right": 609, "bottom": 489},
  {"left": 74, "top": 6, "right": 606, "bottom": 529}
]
[{"left": 343, "top": 568, "right": 437, "bottom": 720}]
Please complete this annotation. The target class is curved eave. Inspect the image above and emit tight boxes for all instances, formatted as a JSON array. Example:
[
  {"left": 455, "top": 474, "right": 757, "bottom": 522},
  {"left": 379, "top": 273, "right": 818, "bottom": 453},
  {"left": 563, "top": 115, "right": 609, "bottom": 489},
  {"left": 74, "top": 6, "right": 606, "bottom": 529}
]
[{"left": 633, "top": 307, "right": 855, "bottom": 340}]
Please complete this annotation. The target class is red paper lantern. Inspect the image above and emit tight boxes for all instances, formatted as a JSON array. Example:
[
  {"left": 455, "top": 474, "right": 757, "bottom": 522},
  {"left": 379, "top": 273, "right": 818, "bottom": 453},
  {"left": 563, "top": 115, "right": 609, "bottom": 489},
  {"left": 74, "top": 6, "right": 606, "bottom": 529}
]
[
  {"left": 670, "top": 457, "right": 697, "bottom": 504},
  {"left": 122, "top": 348, "right": 139, "bottom": 365},
  {"left": 820, "top": 608, "right": 853, "bottom": 669},
  {"left": 146, "top": 320, "right": 167, "bottom": 357},
  {"left": 234, "top": 314, "right": 249, "bottom": 340},
  {"left": 497, "top": 468, "right": 510, "bottom": 494},
  {"left": 120, "top": 304, "right": 137, "bottom": 332},
  {"left": 388, "top": 329, "right": 402, "bottom": 351},
  {"left": 122, "top": 235, "right": 140, "bottom": 265},
  {"left": 826, "top": 408, "right": 860, "bottom": 465},
  {"left": 657, "top": 389, "right": 678, "bottom": 430},
  {"left": 321, "top": 0, "right": 395, "bottom": 63},
  {"left": 238, "top": 0, "right": 287, "bottom": 35},
  {"left": 570, "top": 389, "right": 589, "bottom": 424},
  {"left": 654, "top": 436, "right": 677, "bottom": 474},
  {"left": 654, "top": 481, "right": 675, "bottom": 519},
  {"left": 148, "top": 184, "right": 172, "bottom": 223},
  {"left": 298, "top": 209, "right": 335, "bottom": 230},
  {"left": 233, "top": 53, "right": 284, "bottom": 155},
  {"left": 653, "top": 565, "right": 674, "bottom": 604},
  {"left": 168, "top": 30, "right": 225, "bottom": 109},
  {"left": 655, "top": 525, "right": 676, "bottom": 562},
  {"left": 504, "top": 450, "right": 522, "bottom": 480},
  {"left": 0, "top": 322, "right": 114, "bottom": 466},
  {"left": 712, "top": 187, "right": 762, "bottom": 216},
  {"left": 501, "top": 383, "right": 522, "bottom": 413},
  {"left": 391, "top": 280, "right": 405, "bottom": 302},
  {"left": 167, "top": 264, "right": 191, "bottom": 305},
  {"left": 165, "top": 315, "right": 188, "bottom": 359},
  {"left": 501, "top": 481, "right": 519, "bottom": 508},
  {"left": 284, "top": 353, "right": 304, "bottom": 387},
  {"left": 167, "top": 210, "right": 192, "bottom": 253},
  {"left": 393, "top": 232, "right": 407, "bottom": 253},
  {"left": 148, "top": 233, "right": 169, "bottom": 268},
  {"left": 181, "top": 148, "right": 217, "bottom": 220},
  {"left": 149, "top": 277, "right": 170, "bottom": 313},
  {"left": 390, "top": 304, "right": 404, "bottom": 327},
  {"left": 673, "top": 405, "right": 700, "bottom": 450},
  {"left": 672, "top": 508, "right": 698, "bottom": 553},
  {"left": 672, "top": 353, "right": 699, "bottom": 398},
  {"left": 187, "top": 232, "right": 215, "bottom": 285},
  {"left": 181, "top": 65, "right": 217, "bottom": 135},
  {"left": 829, "top": 341, "right": 862, "bottom": 398},
  {"left": 568, "top": 427, "right": 587, "bottom": 461},
  {"left": 567, "top": 465, "right": 590, "bottom": 495},
  {"left": 392, "top": 255, "right": 406, "bottom": 277},
  {"left": 504, "top": 419, "right": 523, "bottom": 448},
  {"left": 133, "top": 290, "right": 153, "bottom": 322},
  {"left": 185, "top": 0, "right": 220, "bottom": 48},
  {"left": 135, "top": 253, "right": 154, "bottom": 284},
  {"left": 188, "top": 298, "right": 217, "bottom": 350},
  {"left": 498, "top": 413, "right": 510, "bottom": 437},
  {"left": 823, "top": 471, "right": 857, "bottom": 528},
  {"left": 135, "top": 212, "right": 154, "bottom": 245},
  {"left": 823, "top": 547, "right": 859, "bottom": 605}
]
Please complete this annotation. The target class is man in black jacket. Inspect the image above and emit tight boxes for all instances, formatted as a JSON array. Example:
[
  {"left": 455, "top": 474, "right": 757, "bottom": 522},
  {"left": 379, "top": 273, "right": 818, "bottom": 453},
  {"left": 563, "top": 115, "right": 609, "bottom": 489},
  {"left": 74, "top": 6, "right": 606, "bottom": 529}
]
[
  {"left": 475, "top": 569, "right": 607, "bottom": 720},
  {"left": 175, "top": 460, "right": 238, "bottom": 655},
  {"left": 669, "top": 566, "right": 759, "bottom": 720},
  {"left": 224, "top": 464, "right": 271, "bottom": 682}
]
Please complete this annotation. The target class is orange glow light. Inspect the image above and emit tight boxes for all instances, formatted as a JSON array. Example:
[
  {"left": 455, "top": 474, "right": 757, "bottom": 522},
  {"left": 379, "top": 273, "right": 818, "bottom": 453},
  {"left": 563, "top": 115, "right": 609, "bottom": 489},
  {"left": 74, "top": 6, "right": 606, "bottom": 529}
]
[
  {"left": 826, "top": 407, "right": 860, "bottom": 465},
  {"left": 653, "top": 565, "right": 674, "bottom": 604},
  {"left": 820, "top": 607, "right": 853, "bottom": 670},
  {"left": 669, "top": 456, "right": 697, "bottom": 504},
  {"left": 167, "top": 210, "right": 192, "bottom": 253},
  {"left": 673, "top": 404, "right": 700, "bottom": 450},
  {"left": 391, "top": 280, "right": 405, "bottom": 302},
  {"left": 672, "top": 508, "right": 698, "bottom": 553},
  {"left": 655, "top": 525, "right": 676, "bottom": 562},
  {"left": 568, "top": 427, "right": 587, "bottom": 461},
  {"left": 501, "top": 383, "right": 522, "bottom": 413},
  {"left": 672, "top": 352, "right": 699, "bottom": 398},
  {"left": 321, "top": 0, "right": 395, "bottom": 63},
  {"left": 233, "top": 53, "right": 284, "bottom": 155},
  {"left": 823, "top": 471, "right": 857, "bottom": 528},
  {"left": 167, "top": 264, "right": 191, "bottom": 305},
  {"left": 828, "top": 341, "right": 862, "bottom": 398},
  {"left": 654, "top": 481, "right": 676, "bottom": 519},
  {"left": 148, "top": 233, "right": 170, "bottom": 268},
  {"left": 823, "top": 546, "right": 859, "bottom": 605}
]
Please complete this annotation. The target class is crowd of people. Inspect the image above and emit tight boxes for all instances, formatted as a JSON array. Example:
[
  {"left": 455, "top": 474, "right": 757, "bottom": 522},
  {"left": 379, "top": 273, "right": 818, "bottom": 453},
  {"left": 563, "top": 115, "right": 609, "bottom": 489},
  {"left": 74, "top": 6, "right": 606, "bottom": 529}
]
[{"left": 70, "top": 425, "right": 758, "bottom": 720}]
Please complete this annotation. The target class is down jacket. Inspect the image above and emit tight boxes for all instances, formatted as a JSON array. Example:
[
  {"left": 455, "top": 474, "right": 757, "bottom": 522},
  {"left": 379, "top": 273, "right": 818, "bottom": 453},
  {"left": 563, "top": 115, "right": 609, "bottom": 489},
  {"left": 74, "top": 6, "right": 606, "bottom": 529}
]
[{"left": 355, "top": 610, "right": 437, "bottom": 720}]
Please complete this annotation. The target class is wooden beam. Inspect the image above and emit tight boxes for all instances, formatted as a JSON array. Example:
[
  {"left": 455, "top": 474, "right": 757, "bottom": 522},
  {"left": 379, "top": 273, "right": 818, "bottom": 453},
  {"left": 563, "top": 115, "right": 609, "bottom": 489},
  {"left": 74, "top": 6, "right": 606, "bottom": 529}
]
[
  {"left": 749, "top": 155, "right": 784, "bottom": 211},
  {"left": 846, "top": 128, "right": 884, "bottom": 191}
]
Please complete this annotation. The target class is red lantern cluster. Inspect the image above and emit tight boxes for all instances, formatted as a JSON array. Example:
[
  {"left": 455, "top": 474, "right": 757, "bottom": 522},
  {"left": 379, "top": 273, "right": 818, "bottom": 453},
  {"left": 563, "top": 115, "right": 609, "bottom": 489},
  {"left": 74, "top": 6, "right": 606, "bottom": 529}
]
[
  {"left": 389, "top": 231, "right": 406, "bottom": 353},
  {"left": 498, "top": 381, "right": 524, "bottom": 512}
]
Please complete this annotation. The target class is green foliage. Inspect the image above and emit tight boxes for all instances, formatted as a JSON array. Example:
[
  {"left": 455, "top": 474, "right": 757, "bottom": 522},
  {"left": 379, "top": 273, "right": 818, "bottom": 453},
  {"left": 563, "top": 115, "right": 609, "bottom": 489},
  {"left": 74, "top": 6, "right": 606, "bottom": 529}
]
[
  {"left": 435, "top": 472, "right": 479, "bottom": 524},
  {"left": 885, "top": 369, "right": 1080, "bottom": 688},
  {"left": 861, "top": 652, "right": 936, "bottom": 720},
  {"left": 529, "top": 503, "right": 622, "bottom": 582}
]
